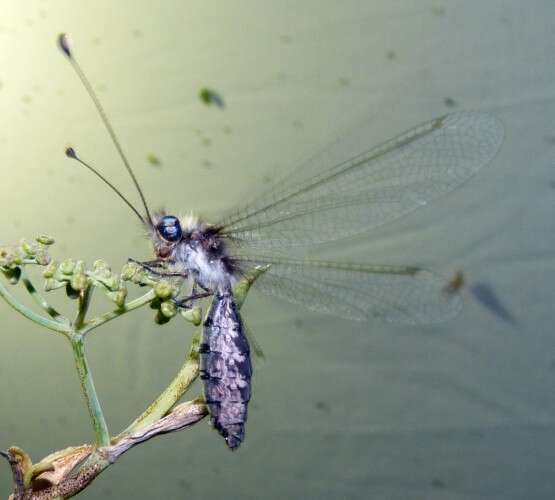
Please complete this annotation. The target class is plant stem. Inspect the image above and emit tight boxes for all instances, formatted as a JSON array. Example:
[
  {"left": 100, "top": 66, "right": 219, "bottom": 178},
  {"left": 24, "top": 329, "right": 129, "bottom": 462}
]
[
  {"left": 81, "top": 289, "right": 155, "bottom": 336},
  {"left": 70, "top": 336, "right": 110, "bottom": 447},
  {"left": 0, "top": 278, "right": 70, "bottom": 335},
  {"left": 20, "top": 268, "right": 68, "bottom": 325},
  {"left": 118, "top": 335, "right": 201, "bottom": 438}
]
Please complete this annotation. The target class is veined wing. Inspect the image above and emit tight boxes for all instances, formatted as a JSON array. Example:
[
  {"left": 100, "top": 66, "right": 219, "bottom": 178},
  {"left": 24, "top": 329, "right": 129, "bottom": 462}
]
[
  {"left": 219, "top": 112, "right": 503, "bottom": 250},
  {"left": 233, "top": 256, "right": 461, "bottom": 324}
]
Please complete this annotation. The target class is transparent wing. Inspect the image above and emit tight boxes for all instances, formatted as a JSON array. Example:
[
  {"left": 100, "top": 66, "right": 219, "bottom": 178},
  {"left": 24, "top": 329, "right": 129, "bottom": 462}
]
[
  {"left": 234, "top": 256, "right": 462, "bottom": 325},
  {"left": 219, "top": 112, "right": 503, "bottom": 250}
]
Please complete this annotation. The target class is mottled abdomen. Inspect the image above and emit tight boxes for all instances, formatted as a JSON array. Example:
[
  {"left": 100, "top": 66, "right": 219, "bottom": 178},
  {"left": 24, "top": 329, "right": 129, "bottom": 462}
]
[{"left": 200, "top": 288, "right": 251, "bottom": 449}]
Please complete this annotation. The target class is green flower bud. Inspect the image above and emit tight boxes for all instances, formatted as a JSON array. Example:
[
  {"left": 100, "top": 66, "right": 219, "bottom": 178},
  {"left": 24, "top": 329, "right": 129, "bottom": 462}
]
[
  {"left": 74, "top": 260, "right": 85, "bottom": 274},
  {"left": 154, "top": 280, "right": 174, "bottom": 300},
  {"left": 180, "top": 307, "right": 202, "bottom": 326},
  {"left": 160, "top": 300, "right": 177, "bottom": 318},
  {"left": 42, "top": 261, "right": 58, "bottom": 278},
  {"left": 36, "top": 235, "right": 55, "bottom": 246},
  {"left": 20, "top": 240, "right": 36, "bottom": 257},
  {"left": 70, "top": 272, "right": 88, "bottom": 291},
  {"left": 120, "top": 263, "right": 138, "bottom": 281},
  {"left": 112, "top": 289, "right": 127, "bottom": 308},
  {"left": 59, "top": 259, "right": 75, "bottom": 275},
  {"left": 93, "top": 259, "right": 110, "bottom": 271},
  {"left": 35, "top": 251, "right": 51, "bottom": 266}
]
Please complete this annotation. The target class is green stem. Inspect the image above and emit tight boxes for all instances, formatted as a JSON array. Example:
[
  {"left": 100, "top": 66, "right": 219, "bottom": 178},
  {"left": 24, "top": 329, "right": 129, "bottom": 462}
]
[
  {"left": 20, "top": 268, "right": 68, "bottom": 325},
  {"left": 81, "top": 289, "right": 155, "bottom": 336},
  {"left": 70, "top": 336, "right": 110, "bottom": 447},
  {"left": 0, "top": 277, "right": 70, "bottom": 335},
  {"left": 117, "top": 335, "right": 200, "bottom": 439}
]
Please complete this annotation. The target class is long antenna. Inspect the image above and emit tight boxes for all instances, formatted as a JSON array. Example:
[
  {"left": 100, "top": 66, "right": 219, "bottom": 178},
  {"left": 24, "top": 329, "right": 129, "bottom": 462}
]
[
  {"left": 65, "top": 147, "right": 146, "bottom": 223},
  {"left": 58, "top": 33, "right": 153, "bottom": 226}
]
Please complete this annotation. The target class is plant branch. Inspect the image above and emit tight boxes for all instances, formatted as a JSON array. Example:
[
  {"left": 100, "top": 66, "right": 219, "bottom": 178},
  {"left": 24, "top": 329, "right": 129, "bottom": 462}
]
[
  {"left": 80, "top": 289, "right": 155, "bottom": 336},
  {"left": 118, "top": 334, "right": 201, "bottom": 438},
  {"left": 0, "top": 278, "right": 70, "bottom": 335},
  {"left": 20, "top": 268, "right": 68, "bottom": 325},
  {"left": 107, "top": 400, "right": 207, "bottom": 462},
  {"left": 70, "top": 336, "right": 110, "bottom": 448}
]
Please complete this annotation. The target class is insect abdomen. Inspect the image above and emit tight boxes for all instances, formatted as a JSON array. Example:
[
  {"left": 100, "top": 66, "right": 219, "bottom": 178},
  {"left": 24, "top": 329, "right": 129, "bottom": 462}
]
[{"left": 200, "top": 288, "right": 251, "bottom": 449}]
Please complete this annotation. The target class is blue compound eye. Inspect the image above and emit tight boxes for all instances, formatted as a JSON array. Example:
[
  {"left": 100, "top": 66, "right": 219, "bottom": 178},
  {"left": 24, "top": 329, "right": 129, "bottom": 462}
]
[{"left": 157, "top": 216, "right": 182, "bottom": 242}]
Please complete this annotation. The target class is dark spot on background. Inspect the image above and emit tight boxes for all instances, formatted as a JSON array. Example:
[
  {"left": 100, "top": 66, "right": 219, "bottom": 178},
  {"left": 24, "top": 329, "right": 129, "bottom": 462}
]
[
  {"left": 199, "top": 88, "right": 225, "bottom": 108},
  {"left": 544, "top": 135, "right": 555, "bottom": 145},
  {"left": 202, "top": 159, "right": 213, "bottom": 169},
  {"left": 22, "top": 95, "right": 32, "bottom": 104},
  {"left": 431, "top": 478, "right": 446, "bottom": 489},
  {"left": 444, "top": 96, "right": 457, "bottom": 108},
  {"left": 201, "top": 137, "right": 212, "bottom": 147},
  {"left": 177, "top": 478, "right": 190, "bottom": 489},
  {"left": 337, "top": 77, "right": 351, "bottom": 87},
  {"left": 314, "top": 401, "right": 331, "bottom": 412},
  {"left": 292, "top": 119, "right": 303, "bottom": 129},
  {"left": 386, "top": 50, "right": 396, "bottom": 60},
  {"left": 222, "top": 126, "right": 232, "bottom": 134},
  {"left": 279, "top": 34, "right": 292, "bottom": 44},
  {"left": 147, "top": 153, "right": 162, "bottom": 167}
]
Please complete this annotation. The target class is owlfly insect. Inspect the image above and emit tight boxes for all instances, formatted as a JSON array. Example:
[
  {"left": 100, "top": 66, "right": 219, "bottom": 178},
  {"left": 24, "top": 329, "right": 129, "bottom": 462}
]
[{"left": 57, "top": 34, "right": 503, "bottom": 449}]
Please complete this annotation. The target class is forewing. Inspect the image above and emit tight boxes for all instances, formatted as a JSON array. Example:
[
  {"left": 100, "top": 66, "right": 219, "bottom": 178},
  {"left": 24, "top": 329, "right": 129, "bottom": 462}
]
[
  {"left": 219, "top": 112, "right": 503, "bottom": 250},
  {"left": 234, "top": 256, "right": 462, "bottom": 325}
]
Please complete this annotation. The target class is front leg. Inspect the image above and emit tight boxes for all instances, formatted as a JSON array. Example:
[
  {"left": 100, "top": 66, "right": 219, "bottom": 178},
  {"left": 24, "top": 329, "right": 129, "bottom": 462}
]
[{"left": 128, "top": 258, "right": 188, "bottom": 279}]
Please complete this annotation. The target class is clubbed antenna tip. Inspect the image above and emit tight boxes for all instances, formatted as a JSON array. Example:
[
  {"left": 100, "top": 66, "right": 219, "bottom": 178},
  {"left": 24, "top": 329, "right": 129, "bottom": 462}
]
[
  {"left": 58, "top": 33, "right": 72, "bottom": 58},
  {"left": 65, "top": 146, "right": 76, "bottom": 159}
]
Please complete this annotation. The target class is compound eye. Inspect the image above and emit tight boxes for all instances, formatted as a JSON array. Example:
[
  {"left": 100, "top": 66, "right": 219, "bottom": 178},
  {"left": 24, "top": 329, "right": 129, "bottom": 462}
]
[{"left": 156, "top": 216, "right": 182, "bottom": 242}]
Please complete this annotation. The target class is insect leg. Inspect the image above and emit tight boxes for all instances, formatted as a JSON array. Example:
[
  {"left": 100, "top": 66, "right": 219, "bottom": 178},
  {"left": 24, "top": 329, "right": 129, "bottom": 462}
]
[
  {"left": 173, "top": 291, "right": 213, "bottom": 309},
  {"left": 128, "top": 258, "right": 187, "bottom": 278}
]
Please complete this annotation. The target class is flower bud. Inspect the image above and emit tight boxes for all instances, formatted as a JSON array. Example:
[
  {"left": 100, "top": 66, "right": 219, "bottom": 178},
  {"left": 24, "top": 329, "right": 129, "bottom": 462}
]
[
  {"left": 70, "top": 272, "right": 88, "bottom": 291},
  {"left": 160, "top": 300, "right": 177, "bottom": 318},
  {"left": 154, "top": 280, "right": 174, "bottom": 300},
  {"left": 36, "top": 235, "right": 55, "bottom": 246},
  {"left": 20, "top": 240, "right": 35, "bottom": 257},
  {"left": 108, "top": 289, "right": 127, "bottom": 308},
  {"left": 120, "top": 263, "right": 138, "bottom": 281},
  {"left": 59, "top": 259, "right": 75, "bottom": 275},
  {"left": 180, "top": 306, "right": 202, "bottom": 326},
  {"left": 42, "top": 261, "right": 59, "bottom": 278},
  {"left": 35, "top": 251, "right": 51, "bottom": 266}
]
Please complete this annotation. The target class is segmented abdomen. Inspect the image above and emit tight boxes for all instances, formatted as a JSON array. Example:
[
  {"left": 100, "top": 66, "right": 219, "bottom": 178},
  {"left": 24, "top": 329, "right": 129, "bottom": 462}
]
[{"left": 200, "top": 288, "right": 251, "bottom": 449}]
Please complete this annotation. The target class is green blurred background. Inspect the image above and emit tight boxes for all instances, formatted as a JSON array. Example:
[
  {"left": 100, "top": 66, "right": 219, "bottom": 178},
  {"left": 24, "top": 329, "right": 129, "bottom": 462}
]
[{"left": 1, "top": 1, "right": 555, "bottom": 498}]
